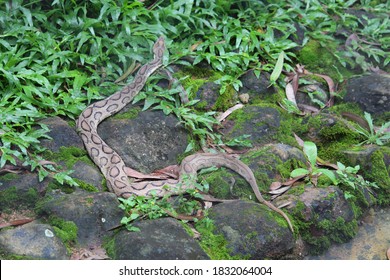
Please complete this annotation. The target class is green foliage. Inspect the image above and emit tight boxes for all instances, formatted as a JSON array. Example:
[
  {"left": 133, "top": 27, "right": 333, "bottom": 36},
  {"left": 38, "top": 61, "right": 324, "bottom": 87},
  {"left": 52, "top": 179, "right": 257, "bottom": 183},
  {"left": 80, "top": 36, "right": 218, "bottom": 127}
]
[
  {"left": 291, "top": 141, "right": 337, "bottom": 185},
  {"left": 118, "top": 177, "right": 209, "bottom": 232},
  {"left": 335, "top": 162, "right": 378, "bottom": 200},
  {"left": 351, "top": 112, "right": 390, "bottom": 146},
  {"left": 1, "top": 0, "right": 388, "bottom": 187}
]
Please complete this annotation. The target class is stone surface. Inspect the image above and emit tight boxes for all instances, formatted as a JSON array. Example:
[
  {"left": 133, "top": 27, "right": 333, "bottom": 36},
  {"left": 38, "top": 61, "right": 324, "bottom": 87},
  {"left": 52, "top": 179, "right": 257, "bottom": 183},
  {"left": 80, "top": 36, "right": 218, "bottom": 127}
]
[
  {"left": 112, "top": 218, "right": 209, "bottom": 260},
  {"left": 99, "top": 108, "right": 188, "bottom": 173},
  {"left": 239, "top": 71, "right": 276, "bottom": 100},
  {"left": 345, "top": 73, "right": 390, "bottom": 115},
  {"left": 39, "top": 190, "right": 124, "bottom": 245},
  {"left": 195, "top": 82, "right": 221, "bottom": 110},
  {"left": 0, "top": 222, "right": 69, "bottom": 259},
  {"left": 209, "top": 200, "right": 294, "bottom": 259},
  {"left": 0, "top": 172, "right": 48, "bottom": 211},
  {"left": 39, "top": 116, "right": 84, "bottom": 152},
  {"left": 221, "top": 106, "right": 281, "bottom": 147}
]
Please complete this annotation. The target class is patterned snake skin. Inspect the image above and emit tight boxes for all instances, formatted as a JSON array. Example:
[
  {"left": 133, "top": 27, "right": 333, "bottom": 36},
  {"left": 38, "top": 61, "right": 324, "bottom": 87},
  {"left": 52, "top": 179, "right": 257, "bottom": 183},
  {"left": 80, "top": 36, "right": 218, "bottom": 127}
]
[{"left": 76, "top": 37, "right": 293, "bottom": 232}]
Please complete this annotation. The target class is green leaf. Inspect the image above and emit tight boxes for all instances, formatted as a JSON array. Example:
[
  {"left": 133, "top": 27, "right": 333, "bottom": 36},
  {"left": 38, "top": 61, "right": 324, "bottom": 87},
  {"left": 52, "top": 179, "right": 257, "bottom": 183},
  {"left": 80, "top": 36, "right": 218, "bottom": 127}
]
[
  {"left": 318, "top": 168, "right": 337, "bottom": 185},
  {"left": 269, "top": 51, "right": 284, "bottom": 85},
  {"left": 303, "top": 141, "right": 318, "bottom": 168},
  {"left": 291, "top": 168, "right": 310, "bottom": 178}
]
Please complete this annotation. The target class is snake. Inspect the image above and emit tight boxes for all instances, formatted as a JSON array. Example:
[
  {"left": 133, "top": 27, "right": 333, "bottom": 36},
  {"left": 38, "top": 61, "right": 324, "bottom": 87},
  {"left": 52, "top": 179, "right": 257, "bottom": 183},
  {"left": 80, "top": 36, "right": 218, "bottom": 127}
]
[{"left": 76, "top": 36, "right": 294, "bottom": 232}]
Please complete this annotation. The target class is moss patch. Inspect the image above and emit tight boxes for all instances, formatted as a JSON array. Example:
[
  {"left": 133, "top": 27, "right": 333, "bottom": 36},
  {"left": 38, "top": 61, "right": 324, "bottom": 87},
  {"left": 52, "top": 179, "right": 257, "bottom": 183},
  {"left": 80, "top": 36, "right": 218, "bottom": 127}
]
[
  {"left": 48, "top": 216, "right": 78, "bottom": 251},
  {"left": 298, "top": 40, "right": 353, "bottom": 81},
  {"left": 195, "top": 219, "right": 246, "bottom": 260},
  {"left": 0, "top": 186, "right": 39, "bottom": 212},
  {"left": 112, "top": 107, "right": 141, "bottom": 120}
]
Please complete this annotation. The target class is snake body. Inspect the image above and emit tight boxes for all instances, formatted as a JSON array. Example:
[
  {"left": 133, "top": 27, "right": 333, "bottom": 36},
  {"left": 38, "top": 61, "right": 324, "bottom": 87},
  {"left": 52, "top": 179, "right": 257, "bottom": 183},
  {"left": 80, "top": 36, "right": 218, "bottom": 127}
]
[{"left": 76, "top": 37, "right": 293, "bottom": 232}]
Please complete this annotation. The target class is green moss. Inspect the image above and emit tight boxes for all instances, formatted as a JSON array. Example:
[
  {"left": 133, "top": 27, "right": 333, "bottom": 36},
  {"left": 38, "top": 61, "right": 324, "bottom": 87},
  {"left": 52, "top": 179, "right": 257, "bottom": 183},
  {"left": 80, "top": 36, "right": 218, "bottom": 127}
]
[
  {"left": 112, "top": 107, "right": 141, "bottom": 120},
  {"left": 48, "top": 216, "right": 78, "bottom": 250},
  {"left": 0, "top": 186, "right": 39, "bottom": 212},
  {"left": 367, "top": 149, "right": 390, "bottom": 205},
  {"left": 103, "top": 237, "right": 116, "bottom": 259},
  {"left": 213, "top": 85, "right": 237, "bottom": 111},
  {"left": 73, "top": 178, "right": 99, "bottom": 193},
  {"left": 0, "top": 250, "right": 37, "bottom": 260},
  {"left": 174, "top": 66, "right": 219, "bottom": 100},
  {"left": 195, "top": 219, "right": 246, "bottom": 260},
  {"left": 53, "top": 146, "right": 93, "bottom": 169},
  {"left": 200, "top": 168, "right": 254, "bottom": 200},
  {"left": 298, "top": 40, "right": 353, "bottom": 81}
]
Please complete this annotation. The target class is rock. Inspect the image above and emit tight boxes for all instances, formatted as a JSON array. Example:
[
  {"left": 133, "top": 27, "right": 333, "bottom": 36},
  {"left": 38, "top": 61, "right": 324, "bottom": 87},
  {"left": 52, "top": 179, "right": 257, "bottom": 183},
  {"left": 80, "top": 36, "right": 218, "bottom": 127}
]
[
  {"left": 221, "top": 106, "right": 281, "bottom": 147},
  {"left": 70, "top": 161, "right": 104, "bottom": 191},
  {"left": 202, "top": 144, "right": 306, "bottom": 200},
  {"left": 285, "top": 185, "right": 358, "bottom": 254},
  {"left": 39, "top": 116, "right": 84, "bottom": 152},
  {"left": 0, "top": 222, "right": 69, "bottom": 259},
  {"left": 98, "top": 108, "right": 188, "bottom": 173},
  {"left": 295, "top": 82, "right": 329, "bottom": 108},
  {"left": 38, "top": 191, "right": 124, "bottom": 245},
  {"left": 195, "top": 82, "right": 221, "bottom": 110},
  {"left": 239, "top": 71, "right": 276, "bottom": 101},
  {"left": 209, "top": 200, "right": 294, "bottom": 259},
  {"left": 294, "top": 186, "right": 355, "bottom": 223},
  {"left": 238, "top": 93, "right": 250, "bottom": 104},
  {"left": 112, "top": 218, "right": 209, "bottom": 260},
  {"left": 344, "top": 73, "right": 390, "bottom": 115},
  {"left": 0, "top": 172, "right": 48, "bottom": 211},
  {"left": 342, "top": 146, "right": 390, "bottom": 196}
]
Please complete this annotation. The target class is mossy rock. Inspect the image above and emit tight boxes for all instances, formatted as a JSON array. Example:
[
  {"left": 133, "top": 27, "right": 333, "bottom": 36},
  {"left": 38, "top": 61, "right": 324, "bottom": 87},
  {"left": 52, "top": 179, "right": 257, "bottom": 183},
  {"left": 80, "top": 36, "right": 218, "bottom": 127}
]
[
  {"left": 221, "top": 105, "right": 282, "bottom": 147},
  {"left": 298, "top": 40, "right": 354, "bottom": 81},
  {"left": 200, "top": 144, "right": 306, "bottom": 200},
  {"left": 286, "top": 185, "right": 359, "bottom": 255},
  {"left": 207, "top": 200, "right": 294, "bottom": 259},
  {"left": 0, "top": 172, "right": 46, "bottom": 212},
  {"left": 342, "top": 146, "right": 390, "bottom": 205}
]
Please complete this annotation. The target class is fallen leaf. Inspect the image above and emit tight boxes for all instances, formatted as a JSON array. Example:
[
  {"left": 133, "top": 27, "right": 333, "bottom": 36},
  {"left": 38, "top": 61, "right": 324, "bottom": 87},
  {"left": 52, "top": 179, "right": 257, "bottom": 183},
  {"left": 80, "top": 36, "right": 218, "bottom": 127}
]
[
  {"left": 293, "top": 133, "right": 305, "bottom": 148},
  {"left": 217, "top": 104, "right": 244, "bottom": 122},
  {"left": 0, "top": 218, "right": 34, "bottom": 229},
  {"left": 387, "top": 248, "right": 390, "bottom": 260},
  {"left": 285, "top": 82, "right": 297, "bottom": 105},
  {"left": 269, "top": 185, "right": 291, "bottom": 195}
]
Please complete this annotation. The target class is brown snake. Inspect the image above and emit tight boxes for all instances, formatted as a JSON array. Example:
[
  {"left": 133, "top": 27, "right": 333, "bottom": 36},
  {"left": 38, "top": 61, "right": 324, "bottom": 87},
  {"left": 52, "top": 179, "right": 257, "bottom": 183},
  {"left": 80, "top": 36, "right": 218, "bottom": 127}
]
[{"left": 76, "top": 37, "right": 293, "bottom": 232}]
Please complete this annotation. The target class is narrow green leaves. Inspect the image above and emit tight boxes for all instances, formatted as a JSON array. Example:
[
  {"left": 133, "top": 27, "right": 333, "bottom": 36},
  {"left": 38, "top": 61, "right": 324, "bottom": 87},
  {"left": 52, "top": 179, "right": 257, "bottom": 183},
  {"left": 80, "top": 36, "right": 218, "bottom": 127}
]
[{"left": 269, "top": 51, "right": 285, "bottom": 85}]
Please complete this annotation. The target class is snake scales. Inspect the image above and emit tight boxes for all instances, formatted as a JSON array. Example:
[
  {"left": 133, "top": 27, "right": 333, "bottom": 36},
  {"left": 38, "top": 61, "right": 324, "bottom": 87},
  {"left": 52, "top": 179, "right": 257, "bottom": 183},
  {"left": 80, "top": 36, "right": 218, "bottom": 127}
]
[{"left": 76, "top": 37, "right": 293, "bottom": 232}]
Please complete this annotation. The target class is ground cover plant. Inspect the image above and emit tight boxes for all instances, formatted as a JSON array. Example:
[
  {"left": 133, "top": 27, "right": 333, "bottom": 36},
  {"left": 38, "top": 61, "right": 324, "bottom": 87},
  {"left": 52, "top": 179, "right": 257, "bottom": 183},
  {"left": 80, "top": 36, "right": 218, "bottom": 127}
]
[
  {"left": 1, "top": 0, "right": 389, "bottom": 182},
  {"left": 0, "top": 0, "right": 389, "bottom": 260}
]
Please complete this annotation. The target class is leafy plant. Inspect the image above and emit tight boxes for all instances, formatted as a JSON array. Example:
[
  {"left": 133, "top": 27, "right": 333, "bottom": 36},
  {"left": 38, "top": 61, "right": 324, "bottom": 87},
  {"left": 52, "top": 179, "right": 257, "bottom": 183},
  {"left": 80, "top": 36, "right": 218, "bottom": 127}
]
[
  {"left": 352, "top": 112, "right": 390, "bottom": 146},
  {"left": 335, "top": 162, "right": 378, "bottom": 200},
  {"left": 290, "top": 141, "right": 337, "bottom": 186},
  {"left": 118, "top": 194, "right": 170, "bottom": 232},
  {"left": 118, "top": 176, "right": 210, "bottom": 232}
]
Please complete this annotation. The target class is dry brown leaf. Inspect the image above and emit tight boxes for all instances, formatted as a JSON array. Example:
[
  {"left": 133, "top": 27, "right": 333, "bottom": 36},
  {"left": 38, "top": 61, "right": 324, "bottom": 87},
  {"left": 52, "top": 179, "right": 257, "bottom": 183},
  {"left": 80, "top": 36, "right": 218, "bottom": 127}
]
[
  {"left": 316, "top": 158, "right": 339, "bottom": 170},
  {"left": 217, "top": 104, "right": 244, "bottom": 122},
  {"left": 277, "top": 201, "right": 292, "bottom": 209},
  {"left": 269, "top": 181, "right": 283, "bottom": 191},
  {"left": 268, "top": 185, "right": 291, "bottom": 195},
  {"left": 297, "top": 104, "right": 320, "bottom": 114},
  {"left": 387, "top": 248, "right": 390, "bottom": 260},
  {"left": 0, "top": 218, "right": 34, "bottom": 229},
  {"left": 285, "top": 82, "right": 297, "bottom": 105},
  {"left": 293, "top": 133, "right": 305, "bottom": 148}
]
